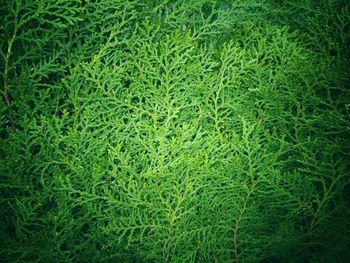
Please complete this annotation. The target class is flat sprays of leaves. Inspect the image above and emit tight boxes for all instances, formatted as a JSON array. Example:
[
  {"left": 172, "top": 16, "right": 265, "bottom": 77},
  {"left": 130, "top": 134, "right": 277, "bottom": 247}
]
[{"left": 1, "top": 0, "right": 349, "bottom": 262}]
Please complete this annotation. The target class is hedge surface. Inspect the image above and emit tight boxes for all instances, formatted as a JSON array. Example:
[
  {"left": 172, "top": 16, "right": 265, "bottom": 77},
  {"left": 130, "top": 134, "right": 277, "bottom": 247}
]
[{"left": 1, "top": 0, "right": 349, "bottom": 262}]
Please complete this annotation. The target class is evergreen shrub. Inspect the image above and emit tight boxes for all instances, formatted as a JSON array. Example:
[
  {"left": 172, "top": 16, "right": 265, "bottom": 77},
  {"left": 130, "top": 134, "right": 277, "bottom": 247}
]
[{"left": 1, "top": 0, "right": 349, "bottom": 262}]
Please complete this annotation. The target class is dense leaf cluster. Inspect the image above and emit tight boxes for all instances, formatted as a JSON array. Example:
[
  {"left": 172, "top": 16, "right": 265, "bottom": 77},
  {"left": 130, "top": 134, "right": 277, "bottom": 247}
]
[{"left": 1, "top": 0, "right": 349, "bottom": 262}]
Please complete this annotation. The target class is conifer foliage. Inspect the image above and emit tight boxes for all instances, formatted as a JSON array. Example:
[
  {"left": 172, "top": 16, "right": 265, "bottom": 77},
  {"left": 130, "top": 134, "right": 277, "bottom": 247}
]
[{"left": 1, "top": 0, "right": 350, "bottom": 262}]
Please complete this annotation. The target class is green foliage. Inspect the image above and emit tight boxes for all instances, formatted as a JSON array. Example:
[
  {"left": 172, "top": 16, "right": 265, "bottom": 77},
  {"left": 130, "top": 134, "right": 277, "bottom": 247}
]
[{"left": 1, "top": 0, "right": 349, "bottom": 262}]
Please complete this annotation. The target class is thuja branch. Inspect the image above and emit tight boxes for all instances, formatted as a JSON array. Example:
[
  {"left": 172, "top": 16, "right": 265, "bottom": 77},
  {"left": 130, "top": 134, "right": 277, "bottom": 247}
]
[
  {"left": 233, "top": 182, "right": 256, "bottom": 263},
  {"left": 2, "top": 3, "right": 19, "bottom": 107},
  {"left": 2, "top": 0, "right": 33, "bottom": 107},
  {"left": 308, "top": 173, "right": 344, "bottom": 232}
]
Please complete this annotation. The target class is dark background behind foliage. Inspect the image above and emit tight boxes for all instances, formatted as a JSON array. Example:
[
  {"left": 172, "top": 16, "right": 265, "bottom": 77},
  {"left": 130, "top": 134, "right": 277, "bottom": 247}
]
[{"left": 1, "top": 0, "right": 349, "bottom": 262}]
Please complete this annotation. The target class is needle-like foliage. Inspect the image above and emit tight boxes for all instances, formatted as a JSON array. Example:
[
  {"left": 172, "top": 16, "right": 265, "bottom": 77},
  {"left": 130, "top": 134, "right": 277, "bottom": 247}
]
[{"left": 1, "top": 0, "right": 349, "bottom": 262}]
